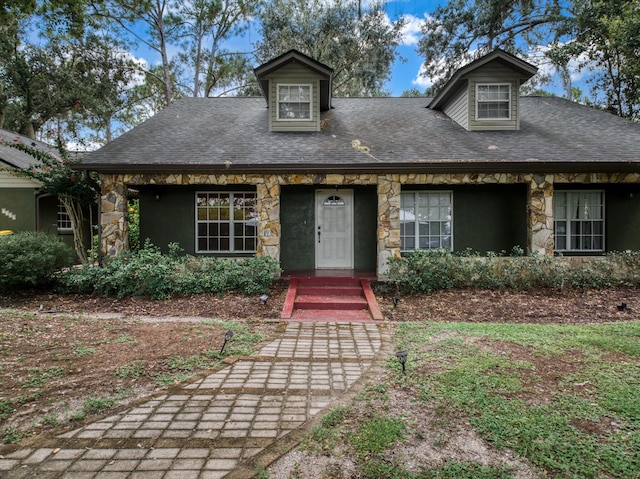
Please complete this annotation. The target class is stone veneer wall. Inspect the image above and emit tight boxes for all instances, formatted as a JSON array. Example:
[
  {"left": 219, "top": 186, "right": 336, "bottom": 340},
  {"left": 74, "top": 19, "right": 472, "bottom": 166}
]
[{"left": 99, "top": 171, "right": 640, "bottom": 277}]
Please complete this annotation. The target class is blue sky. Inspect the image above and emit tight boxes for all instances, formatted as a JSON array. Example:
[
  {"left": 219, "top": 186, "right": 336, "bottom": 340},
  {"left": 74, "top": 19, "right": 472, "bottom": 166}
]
[
  {"left": 127, "top": 0, "right": 580, "bottom": 98},
  {"left": 385, "top": 0, "right": 444, "bottom": 95}
]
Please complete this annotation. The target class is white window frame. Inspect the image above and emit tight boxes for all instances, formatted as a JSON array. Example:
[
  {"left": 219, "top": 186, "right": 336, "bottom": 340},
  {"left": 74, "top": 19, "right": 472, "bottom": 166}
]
[
  {"left": 276, "top": 84, "right": 312, "bottom": 121},
  {"left": 195, "top": 191, "right": 258, "bottom": 253},
  {"left": 553, "top": 190, "right": 605, "bottom": 253},
  {"left": 476, "top": 83, "right": 511, "bottom": 120},
  {"left": 400, "top": 191, "right": 453, "bottom": 252},
  {"left": 57, "top": 200, "right": 72, "bottom": 232}
]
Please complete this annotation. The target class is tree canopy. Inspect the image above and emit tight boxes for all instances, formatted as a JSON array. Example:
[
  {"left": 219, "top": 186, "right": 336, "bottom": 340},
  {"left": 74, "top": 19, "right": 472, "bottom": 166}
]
[
  {"left": 254, "top": 0, "right": 405, "bottom": 97},
  {"left": 417, "top": 0, "right": 640, "bottom": 119}
]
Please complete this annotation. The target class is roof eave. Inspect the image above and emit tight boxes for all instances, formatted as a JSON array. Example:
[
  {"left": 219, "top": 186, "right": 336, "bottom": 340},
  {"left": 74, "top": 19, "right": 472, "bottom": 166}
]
[{"left": 74, "top": 160, "right": 640, "bottom": 176}]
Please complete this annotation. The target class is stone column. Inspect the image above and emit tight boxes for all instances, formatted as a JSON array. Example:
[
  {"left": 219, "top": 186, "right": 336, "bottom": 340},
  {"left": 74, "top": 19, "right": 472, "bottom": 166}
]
[
  {"left": 256, "top": 175, "right": 280, "bottom": 262},
  {"left": 527, "top": 174, "right": 554, "bottom": 255},
  {"left": 377, "top": 174, "right": 402, "bottom": 277},
  {"left": 100, "top": 175, "right": 129, "bottom": 257}
]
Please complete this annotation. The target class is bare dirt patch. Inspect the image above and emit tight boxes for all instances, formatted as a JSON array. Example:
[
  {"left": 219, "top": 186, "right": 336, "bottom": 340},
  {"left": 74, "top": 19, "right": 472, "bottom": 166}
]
[
  {"left": 376, "top": 287, "right": 639, "bottom": 324},
  {"left": 0, "top": 284, "right": 638, "bottom": 467}
]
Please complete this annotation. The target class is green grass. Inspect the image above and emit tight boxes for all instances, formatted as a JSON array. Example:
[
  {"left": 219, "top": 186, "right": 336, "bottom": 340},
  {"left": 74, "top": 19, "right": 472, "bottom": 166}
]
[
  {"left": 392, "top": 321, "right": 640, "bottom": 479},
  {"left": 114, "top": 334, "right": 138, "bottom": 345},
  {"left": 114, "top": 360, "right": 147, "bottom": 379},
  {"left": 21, "top": 366, "right": 66, "bottom": 388},
  {"left": 153, "top": 373, "right": 193, "bottom": 386},
  {"left": 351, "top": 415, "right": 406, "bottom": 456},
  {"left": 0, "top": 399, "right": 13, "bottom": 421}
]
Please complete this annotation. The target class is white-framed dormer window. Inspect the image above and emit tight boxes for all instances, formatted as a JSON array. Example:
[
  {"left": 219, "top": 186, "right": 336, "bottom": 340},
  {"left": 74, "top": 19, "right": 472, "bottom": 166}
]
[
  {"left": 277, "top": 84, "right": 312, "bottom": 120},
  {"left": 554, "top": 190, "right": 605, "bottom": 252},
  {"left": 476, "top": 84, "right": 511, "bottom": 120}
]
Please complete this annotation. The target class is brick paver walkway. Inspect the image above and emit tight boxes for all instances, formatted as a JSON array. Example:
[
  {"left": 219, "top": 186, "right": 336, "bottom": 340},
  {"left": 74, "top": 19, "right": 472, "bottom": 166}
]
[{"left": 0, "top": 321, "right": 388, "bottom": 478}]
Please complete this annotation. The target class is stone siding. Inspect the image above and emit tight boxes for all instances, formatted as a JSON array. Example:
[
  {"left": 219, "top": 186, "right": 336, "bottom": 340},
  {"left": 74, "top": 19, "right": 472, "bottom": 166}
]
[{"left": 99, "top": 171, "right": 640, "bottom": 277}]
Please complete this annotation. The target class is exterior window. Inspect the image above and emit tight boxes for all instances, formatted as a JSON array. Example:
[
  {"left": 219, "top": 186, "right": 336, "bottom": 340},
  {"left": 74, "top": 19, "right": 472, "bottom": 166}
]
[
  {"left": 57, "top": 200, "right": 72, "bottom": 231},
  {"left": 476, "top": 84, "right": 511, "bottom": 119},
  {"left": 554, "top": 191, "right": 604, "bottom": 252},
  {"left": 196, "top": 192, "right": 257, "bottom": 253},
  {"left": 400, "top": 191, "right": 453, "bottom": 251},
  {"left": 277, "top": 84, "right": 311, "bottom": 120}
]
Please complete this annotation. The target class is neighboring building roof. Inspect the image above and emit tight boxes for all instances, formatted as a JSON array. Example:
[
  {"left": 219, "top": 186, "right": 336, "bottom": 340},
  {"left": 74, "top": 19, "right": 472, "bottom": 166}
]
[
  {"left": 254, "top": 49, "right": 334, "bottom": 112},
  {"left": 429, "top": 49, "right": 538, "bottom": 111},
  {"left": 78, "top": 95, "right": 640, "bottom": 174},
  {"left": 0, "top": 128, "right": 59, "bottom": 169}
]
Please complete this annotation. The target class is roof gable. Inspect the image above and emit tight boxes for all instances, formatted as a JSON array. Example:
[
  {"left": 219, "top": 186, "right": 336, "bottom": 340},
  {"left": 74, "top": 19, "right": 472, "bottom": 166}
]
[
  {"left": 429, "top": 49, "right": 538, "bottom": 111},
  {"left": 254, "top": 49, "right": 334, "bottom": 112}
]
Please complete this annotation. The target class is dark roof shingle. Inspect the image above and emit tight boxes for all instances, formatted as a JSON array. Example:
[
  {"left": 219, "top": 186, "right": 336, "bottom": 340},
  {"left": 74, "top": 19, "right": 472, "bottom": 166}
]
[{"left": 79, "top": 96, "right": 640, "bottom": 173}]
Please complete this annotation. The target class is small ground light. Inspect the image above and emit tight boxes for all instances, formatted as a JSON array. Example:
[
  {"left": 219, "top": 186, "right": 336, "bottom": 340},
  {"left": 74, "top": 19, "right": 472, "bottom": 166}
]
[
  {"left": 393, "top": 296, "right": 400, "bottom": 308},
  {"left": 259, "top": 294, "right": 269, "bottom": 305},
  {"left": 396, "top": 351, "right": 408, "bottom": 374},
  {"left": 617, "top": 302, "right": 627, "bottom": 311},
  {"left": 220, "top": 330, "right": 234, "bottom": 354}
]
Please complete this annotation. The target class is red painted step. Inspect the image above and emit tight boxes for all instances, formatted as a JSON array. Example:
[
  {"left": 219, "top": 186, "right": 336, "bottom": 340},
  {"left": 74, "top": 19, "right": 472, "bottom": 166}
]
[
  {"left": 291, "top": 309, "right": 373, "bottom": 321},
  {"left": 294, "top": 294, "right": 368, "bottom": 310},
  {"left": 281, "top": 276, "right": 384, "bottom": 321},
  {"left": 297, "top": 285, "right": 363, "bottom": 296}
]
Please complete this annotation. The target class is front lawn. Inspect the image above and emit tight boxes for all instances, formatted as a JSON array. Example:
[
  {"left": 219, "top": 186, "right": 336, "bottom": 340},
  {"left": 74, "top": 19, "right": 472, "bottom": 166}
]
[{"left": 272, "top": 320, "right": 640, "bottom": 479}]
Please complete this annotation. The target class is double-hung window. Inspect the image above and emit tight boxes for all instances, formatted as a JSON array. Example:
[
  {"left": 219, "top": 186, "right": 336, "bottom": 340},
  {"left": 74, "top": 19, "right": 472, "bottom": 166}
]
[
  {"left": 554, "top": 190, "right": 604, "bottom": 252},
  {"left": 400, "top": 191, "right": 453, "bottom": 251},
  {"left": 277, "top": 84, "right": 312, "bottom": 120},
  {"left": 196, "top": 192, "right": 257, "bottom": 253},
  {"left": 476, "top": 84, "right": 511, "bottom": 119},
  {"left": 57, "top": 200, "right": 72, "bottom": 231}
]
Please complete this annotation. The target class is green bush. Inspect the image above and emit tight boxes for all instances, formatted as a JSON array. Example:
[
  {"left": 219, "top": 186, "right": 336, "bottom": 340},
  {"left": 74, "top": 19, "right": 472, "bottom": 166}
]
[
  {"left": 58, "top": 240, "right": 280, "bottom": 299},
  {"left": 0, "top": 232, "right": 75, "bottom": 291},
  {"left": 387, "top": 248, "right": 640, "bottom": 293}
]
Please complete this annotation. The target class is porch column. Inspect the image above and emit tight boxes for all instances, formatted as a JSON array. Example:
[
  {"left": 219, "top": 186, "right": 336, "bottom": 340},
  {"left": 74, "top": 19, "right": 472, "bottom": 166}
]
[
  {"left": 527, "top": 174, "right": 554, "bottom": 255},
  {"left": 256, "top": 175, "right": 280, "bottom": 262},
  {"left": 100, "top": 175, "right": 129, "bottom": 257},
  {"left": 377, "top": 174, "right": 402, "bottom": 277}
]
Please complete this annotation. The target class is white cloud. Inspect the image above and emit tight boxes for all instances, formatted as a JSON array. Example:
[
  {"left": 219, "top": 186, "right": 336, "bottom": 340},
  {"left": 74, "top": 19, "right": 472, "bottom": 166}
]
[
  {"left": 526, "top": 43, "right": 599, "bottom": 83},
  {"left": 399, "top": 14, "right": 424, "bottom": 46},
  {"left": 412, "top": 49, "right": 477, "bottom": 91}
]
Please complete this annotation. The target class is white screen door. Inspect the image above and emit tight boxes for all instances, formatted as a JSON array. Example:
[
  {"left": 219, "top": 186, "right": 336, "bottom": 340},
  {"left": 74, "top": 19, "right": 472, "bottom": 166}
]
[{"left": 315, "top": 189, "right": 354, "bottom": 268}]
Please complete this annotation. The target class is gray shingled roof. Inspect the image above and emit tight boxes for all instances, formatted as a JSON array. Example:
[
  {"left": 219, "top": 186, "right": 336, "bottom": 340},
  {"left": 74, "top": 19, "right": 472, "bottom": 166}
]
[
  {"left": 78, "top": 96, "right": 640, "bottom": 173},
  {"left": 0, "top": 128, "right": 59, "bottom": 169}
]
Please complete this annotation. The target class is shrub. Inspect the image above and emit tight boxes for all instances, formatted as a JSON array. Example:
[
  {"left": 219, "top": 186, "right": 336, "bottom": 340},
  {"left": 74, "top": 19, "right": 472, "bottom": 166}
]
[
  {"left": 386, "top": 248, "right": 639, "bottom": 294},
  {"left": 58, "top": 240, "right": 280, "bottom": 299},
  {"left": 0, "top": 232, "right": 75, "bottom": 291}
]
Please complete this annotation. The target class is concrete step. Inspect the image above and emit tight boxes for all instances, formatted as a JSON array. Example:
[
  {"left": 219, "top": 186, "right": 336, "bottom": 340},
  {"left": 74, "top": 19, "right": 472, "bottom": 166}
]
[
  {"left": 296, "top": 285, "right": 363, "bottom": 296},
  {"left": 294, "top": 294, "right": 368, "bottom": 310}
]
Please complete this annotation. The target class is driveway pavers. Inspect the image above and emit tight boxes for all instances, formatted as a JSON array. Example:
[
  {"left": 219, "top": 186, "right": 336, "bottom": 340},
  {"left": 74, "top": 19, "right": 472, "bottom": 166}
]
[{"left": 0, "top": 321, "right": 388, "bottom": 478}]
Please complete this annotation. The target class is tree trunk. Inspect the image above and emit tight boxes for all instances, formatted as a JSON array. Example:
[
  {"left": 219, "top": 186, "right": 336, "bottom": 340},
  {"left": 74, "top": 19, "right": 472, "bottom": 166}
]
[{"left": 61, "top": 197, "right": 88, "bottom": 263}]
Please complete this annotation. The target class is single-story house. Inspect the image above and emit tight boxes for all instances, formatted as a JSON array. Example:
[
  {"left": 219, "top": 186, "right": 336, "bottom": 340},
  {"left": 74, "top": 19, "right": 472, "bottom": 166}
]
[
  {"left": 76, "top": 49, "right": 640, "bottom": 279},
  {"left": 0, "top": 129, "right": 73, "bottom": 241}
]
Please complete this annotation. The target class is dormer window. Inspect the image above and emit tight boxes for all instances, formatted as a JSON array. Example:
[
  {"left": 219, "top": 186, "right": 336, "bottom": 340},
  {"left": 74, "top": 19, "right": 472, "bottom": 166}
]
[
  {"left": 277, "top": 84, "right": 312, "bottom": 120},
  {"left": 476, "top": 84, "right": 511, "bottom": 120}
]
